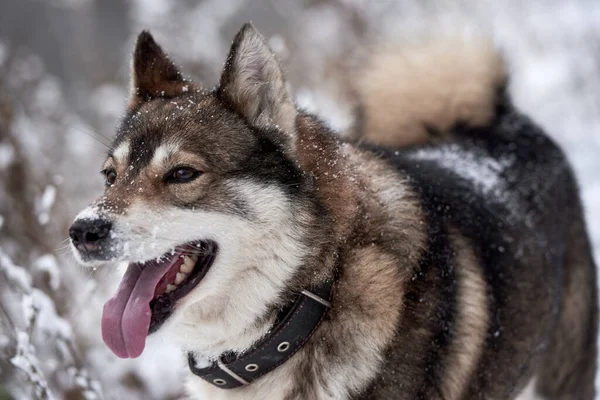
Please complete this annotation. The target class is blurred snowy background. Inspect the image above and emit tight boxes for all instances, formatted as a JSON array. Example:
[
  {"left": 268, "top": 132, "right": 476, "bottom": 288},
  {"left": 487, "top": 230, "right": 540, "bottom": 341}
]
[{"left": 0, "top": 0, "right": 598, "bottom": 399}]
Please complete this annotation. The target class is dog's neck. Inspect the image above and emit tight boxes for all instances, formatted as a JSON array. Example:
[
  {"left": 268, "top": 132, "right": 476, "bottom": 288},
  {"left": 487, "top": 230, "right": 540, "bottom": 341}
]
[{"left": 187, "top": 275, "right": 335, "bottom": 388}]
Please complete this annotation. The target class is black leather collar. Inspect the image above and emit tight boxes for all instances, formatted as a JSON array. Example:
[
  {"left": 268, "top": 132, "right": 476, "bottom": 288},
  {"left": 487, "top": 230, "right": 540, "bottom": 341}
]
[{"left": 188, "top": 278, "right": 335, "bottom": 389}]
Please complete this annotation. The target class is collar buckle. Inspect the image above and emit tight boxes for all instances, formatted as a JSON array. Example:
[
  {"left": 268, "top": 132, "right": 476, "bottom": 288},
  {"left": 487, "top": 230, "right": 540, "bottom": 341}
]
[
  {"left": 300, "top": 289, "right": 332, "bottom": 308},
  {"left": 217, "top": 357, "right": 250, "bottom": 386}
]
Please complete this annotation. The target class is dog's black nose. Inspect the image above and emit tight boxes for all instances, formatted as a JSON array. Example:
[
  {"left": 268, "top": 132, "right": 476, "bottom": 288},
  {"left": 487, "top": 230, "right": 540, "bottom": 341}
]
[{"left": 69, "top": 219, "right": 112, "bottom": 252}]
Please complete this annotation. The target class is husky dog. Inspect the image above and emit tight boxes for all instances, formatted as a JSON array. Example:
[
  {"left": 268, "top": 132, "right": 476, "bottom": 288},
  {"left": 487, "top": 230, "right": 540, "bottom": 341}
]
[{"left": 69, "top": 23, "right": 598, "bottom": 399}]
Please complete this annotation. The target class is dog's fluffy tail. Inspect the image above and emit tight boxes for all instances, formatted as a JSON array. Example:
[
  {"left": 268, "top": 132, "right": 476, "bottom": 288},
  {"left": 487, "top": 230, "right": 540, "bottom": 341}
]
[{"left": 355, "top": 37, "right": 507, "bottom": 147}]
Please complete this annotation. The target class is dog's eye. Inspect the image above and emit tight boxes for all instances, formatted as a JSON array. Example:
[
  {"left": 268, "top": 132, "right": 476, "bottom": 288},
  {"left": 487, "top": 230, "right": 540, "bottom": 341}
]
[
  {"left": 102, "top": 169, "right": 117, "bottom": 186},
  {"left": 165, "top": 167, "right": 201, "bottom": 183}
]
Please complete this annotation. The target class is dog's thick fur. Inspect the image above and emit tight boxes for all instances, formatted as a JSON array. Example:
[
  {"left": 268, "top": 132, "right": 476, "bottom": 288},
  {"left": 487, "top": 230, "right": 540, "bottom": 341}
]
[{"left": 70, "top": 24, "right": 598, "bottom": 399}]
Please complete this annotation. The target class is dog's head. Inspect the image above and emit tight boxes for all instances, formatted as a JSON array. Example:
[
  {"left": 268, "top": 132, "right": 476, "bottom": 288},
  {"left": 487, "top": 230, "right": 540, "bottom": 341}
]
[{"left": 69, "top": 24, "right": 321, "bottom": 359}]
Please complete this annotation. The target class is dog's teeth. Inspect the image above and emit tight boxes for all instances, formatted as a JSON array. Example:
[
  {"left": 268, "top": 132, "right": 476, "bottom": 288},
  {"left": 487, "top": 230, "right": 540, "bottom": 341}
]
[
  {"left": 180, "top": 263, "right": 193, "bottom": 274},
  {"left": 183, "top": 255, "right": 195, "bottom": 265},
  {"left": 175, "top": 272, "right": 186, "bottom": 285},
  {"left": 181, "top": 258, "right": 194, "bottom": 273},
  {"left": 166, "top": 284, "right": 177, "bottom": 293}
]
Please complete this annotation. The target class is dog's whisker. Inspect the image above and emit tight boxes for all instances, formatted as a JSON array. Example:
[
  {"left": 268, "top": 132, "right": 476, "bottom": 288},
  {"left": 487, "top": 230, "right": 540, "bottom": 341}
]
[
  {"left": 59, "top": 121, "right": 113, "bottom": 143},
  {"left": 59, "top": 122, "right": 112, "bottom": 149},
  {"left": 55, "top": 238, "right": 73, "bottom": 252},
  {"left": 56, "top": 247, "right": 73, "bottom": 255}
]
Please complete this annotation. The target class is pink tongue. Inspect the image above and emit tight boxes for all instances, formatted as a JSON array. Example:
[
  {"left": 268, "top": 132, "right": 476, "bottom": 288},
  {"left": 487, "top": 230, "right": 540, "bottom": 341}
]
[{"left": 102, "top": 257, "right": 178, "bottom": 358}]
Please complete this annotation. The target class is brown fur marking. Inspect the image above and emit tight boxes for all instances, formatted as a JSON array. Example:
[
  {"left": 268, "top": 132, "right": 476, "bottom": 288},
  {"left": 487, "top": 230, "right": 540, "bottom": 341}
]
[{"left": 442, "top": 230, "right": 490, "bottom": 399}]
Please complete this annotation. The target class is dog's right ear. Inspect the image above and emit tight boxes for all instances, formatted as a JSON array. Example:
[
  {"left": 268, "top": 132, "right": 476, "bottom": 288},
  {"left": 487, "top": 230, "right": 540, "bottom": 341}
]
[{"left": 128, "top": 31, "right": 191, "bottom": 110}]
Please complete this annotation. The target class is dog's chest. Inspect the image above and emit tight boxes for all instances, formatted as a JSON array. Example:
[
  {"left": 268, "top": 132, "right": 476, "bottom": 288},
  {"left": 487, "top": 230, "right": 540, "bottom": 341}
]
[{"left": 185, "top": 373, "right": 294, "bottom": 400}]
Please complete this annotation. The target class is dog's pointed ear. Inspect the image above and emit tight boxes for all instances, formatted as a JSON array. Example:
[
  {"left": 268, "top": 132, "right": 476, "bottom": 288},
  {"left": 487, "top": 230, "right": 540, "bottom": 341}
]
[
  {"left": 218, "top": 23, "right": 297, "bottom": 152},
  {"left": 128, "top": 31, "right": 190, "bottom": 109}
]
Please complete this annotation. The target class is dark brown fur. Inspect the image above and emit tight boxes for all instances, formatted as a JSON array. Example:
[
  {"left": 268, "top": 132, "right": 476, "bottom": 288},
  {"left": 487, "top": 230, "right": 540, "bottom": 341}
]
[{"left": 128, "top": 31, "right": 195, "bottom": 110}]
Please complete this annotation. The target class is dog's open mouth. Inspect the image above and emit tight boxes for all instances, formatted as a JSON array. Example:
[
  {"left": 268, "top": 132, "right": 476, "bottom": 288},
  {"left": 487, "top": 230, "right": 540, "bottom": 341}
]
[{"left": 101, "top": 240, "right": 218, "bottom": 358}]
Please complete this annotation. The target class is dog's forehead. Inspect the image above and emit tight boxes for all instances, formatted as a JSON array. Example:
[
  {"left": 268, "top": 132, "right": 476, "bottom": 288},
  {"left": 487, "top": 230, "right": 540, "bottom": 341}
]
[
  {"left": 109, "top": 93, "right": 255, "bottom": 171},
  {"left": 112, "top": 94, "right": 215, "bottom": 157}
]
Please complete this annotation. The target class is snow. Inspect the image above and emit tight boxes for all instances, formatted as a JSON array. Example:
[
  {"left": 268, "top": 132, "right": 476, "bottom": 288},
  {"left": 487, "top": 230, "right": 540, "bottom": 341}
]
[
  {"left": 0, "top": 143, "right": 15, "bottom": 169},
  {"left": 75, "top": 206, "right": 101, "bottom": 222},
  {"left": 268, "top": 35, "right": 289, "bottom": 59},
  {"left": 407, "top": 145, "right": 514, "bottom": 196},
  {"left": 37, "top": 185, "right": 57, "bottom": 226},
  {"left": 33, "top": 254, "right": 62, "bottom": 291},
  {"left": 0, "top": 250, "right": 103, "bottom": 398},
  {"left": 34, "top": 78, "right": 62, "bottom": 115},
  {"left": 10, "top": 330, "right": 55, "bottom": 400},
  {"left": 21, "top": 293, "right": 37, "bottom": 327},
  {"left": 31, "top": 288, "right": 73, "bottom": 339},
  {"left": 0, "top": 250, "right": 33, "bottom": 292}
]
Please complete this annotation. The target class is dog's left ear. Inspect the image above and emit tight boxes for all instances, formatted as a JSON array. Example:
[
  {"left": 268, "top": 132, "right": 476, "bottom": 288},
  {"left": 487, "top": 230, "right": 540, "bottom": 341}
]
[
  {"left": 129, "top": 31, "right": 191, "bottom": 110},
  {"left": 219, "top": 23, "right": 297, "bottom": 153}
]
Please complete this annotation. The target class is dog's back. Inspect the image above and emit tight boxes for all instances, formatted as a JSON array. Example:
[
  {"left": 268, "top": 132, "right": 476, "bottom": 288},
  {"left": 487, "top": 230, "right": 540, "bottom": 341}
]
[{"left": 355, "top": 37, "right": 598, "bottom": 399}]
